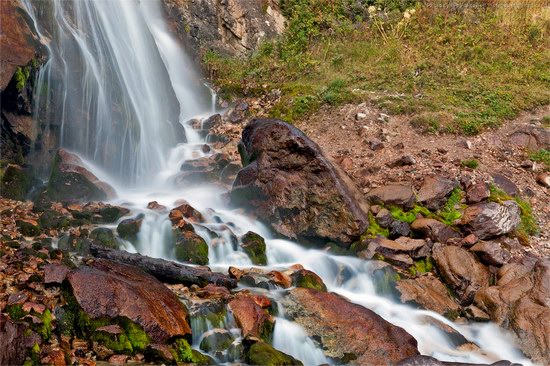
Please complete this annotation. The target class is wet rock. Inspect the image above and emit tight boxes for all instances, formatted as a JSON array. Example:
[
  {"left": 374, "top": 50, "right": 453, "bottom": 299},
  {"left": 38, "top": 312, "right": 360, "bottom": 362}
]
[
  {"left": 228, "top": 296, "right": 274, "bottom": 341},
  {"left": 491, "top": 173, "right": 519, "bottom": 197},
  {"left": 90, "top": 227, "right": 119, "bottom": 249},
  {"left": 201, "top": 114, "right": 222, "bottom": 130},
  {"left": 231, "top": 119, "right": 370, "bottom": 248},
  {"left": 44, "top": 264, "right": 70, "bottom": 285},
  {"left": 475, "top": 258, "right": 550, "bottom": 365},
  {"left": 368, "top": 236, "right": 428, "bottom": 259},
  {"left": 67, "top": 259, "right": 191, "bottom": 343},
  {"left": 464, "top": 305, "right": 490, "bottom": 322},
  {"left": 144, "top": 344, "right": 175, "bottom": 364},
  {"left": 117, "top": 216, "right": 143, "bottom": 241},
  {"left": 0, "top": 164, "right": 39, "bottom": 200},
  {"left": 411, "top": 218, "right": 461, "bottom": 244},
  {"left": 47, "top": 149, "right": 116, "bottom": 202},
  {"left": 0, "top": 314, "right": 41, "bottom": 366},
  {"left": 99, "top": 206, "right": 130, "bottom": 223},
  {"left": 470, "top": 241, "right": 511, "bottom": 267},
  {"left": 283, "top": 288, "right": 419, "bottom": 364},
  {"left": 396, "top": 276, "right": 461, "bottom": 317},
  {"left": 461, "top": 201, "right": 520, "bottom": 240},
  {"left": 366, "top": 184, "right": 416, "bottom": 210},
  {"left": 417, "top": 176, "right": 458, "bottom": 210},
  {"left": 200, "top": 328, "right": 234, "bottom": 353},
  {"left": 169, "top": 200, "right": 204, "bottom": 224},
  {"left": 290, "top": 269, "right": 327, "bottom": 292},
  {"left": 432, "top": 244, "right": 490, "bottom": 305},
  {"left": 240, "top": 231, "right": 267, "bottom": 266},
  {"left": 173, "top": 228, "right": 209, "bottom": 265},
  {"left": 39, "top": 209, "right": 70, "bottom": 230},
  {"left": 147, "top": 201, "right": 166, "bottom": 211},
  {"left": 244, "top": 340, "right": 302, "bottom": 366},
  {"left": 398, "top": 355, "right": 521, "bottom": 366},
  {"left": 466, "top": 182, "right": 490, "bottom": 204}
]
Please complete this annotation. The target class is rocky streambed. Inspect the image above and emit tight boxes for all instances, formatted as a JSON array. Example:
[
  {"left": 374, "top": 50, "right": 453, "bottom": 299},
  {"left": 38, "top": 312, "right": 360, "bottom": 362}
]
[{"left": 1, "top": 114, "right": 549, "bottom": 366}]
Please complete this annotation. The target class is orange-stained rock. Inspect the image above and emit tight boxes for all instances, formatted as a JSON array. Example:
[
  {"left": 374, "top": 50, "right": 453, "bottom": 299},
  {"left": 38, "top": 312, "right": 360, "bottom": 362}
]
[
  {"left": 67, "top": 259, "right": 191, "bottom": 343},
  {"left": 284, "top": 288, "right": 419, "bottom": 364},
  {"left": 228, "top": 295, "right": 274, "bottom": 341}
]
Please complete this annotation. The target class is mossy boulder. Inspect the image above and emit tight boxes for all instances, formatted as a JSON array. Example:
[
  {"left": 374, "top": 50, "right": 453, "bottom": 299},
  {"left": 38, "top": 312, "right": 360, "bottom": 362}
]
[
  {"left": 90, "top": 228, "right": 119, "bottom": 249},
  {"left": 199, "top": 328, "right": 234, "bottom": 353},
  {"left": 1, "top": 164, "right": 39, "bottom": 200},
  {"left": 47, "top": 149, "right": 115, "bottom": 202},
  {"left": 99, "top": 206, "right": 129, "bottom": 223},
  {"left": 57, "top": 234, "right": 91, "bottom": 255},
  {"left": 172, "top": 338, "right": 213, "bottom": 365},
  {"left": 39, "top": 209, "right": 70, "bottom": 230},
  {"left": 15, "top": 219, "right": 40, "bottom": 236},
  {"left": 117, "top": 216, "right": 143, "bottom": 241},
  {"left": 241, "top": 231, "right": 267, "bottom": 265},
  {"left": 245, "top": 341, "right": 303, "bottom": 366},
  {"left": 291, "top": 269, "right": 327, "bottom": 292},
  {"left": 173, "top": 228, "right": 209, "bottom": 265}
]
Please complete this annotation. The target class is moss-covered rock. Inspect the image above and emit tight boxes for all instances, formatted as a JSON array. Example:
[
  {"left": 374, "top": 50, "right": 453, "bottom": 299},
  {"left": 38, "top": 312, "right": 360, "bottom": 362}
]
[
  {"left": 245, "top": 341, "right": 303, "bottom": 366},
  {"left": 89, "top": 228, "right": 119, "bottom": 249},
  {"left": 291, "top": 269, "right": 327, "bottom": 292},
  {"left": 16, "top": 219, "right": 40, "bottom": 237},
  {"left": 173, "top": 228, "right": 209, "bottom": 265},
  {"left": 199, "top": 328, "right": 234, "bottom": 353},
  {"left": 172, "top": 338, "right": 213, "bottom": 365},
  {"left": 117, "top": 216, "right": 142, "bottom": 241},
  {"left": 241, "top": 231, "right": 267, "bottom": 265},
  {"left": 39, "top": 209, "right": 70, "bottom": 230},
  {"left": 0, "top": 164, "right": 39, "bottom": 200}
]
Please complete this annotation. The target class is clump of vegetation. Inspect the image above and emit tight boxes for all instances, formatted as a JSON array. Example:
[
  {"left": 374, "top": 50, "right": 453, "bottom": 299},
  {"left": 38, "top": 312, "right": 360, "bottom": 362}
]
[
  {"left": 204, "top": 0, "right": 550, "bottom": 134},
  {"left": 437, "top": 188, "right": 464, "bottom": 225},
  {"left": 15, "top": 66, "right": 31, "bottom": 91},
  {"left": 408, "top": 257, "right": 433, "bottom": 276},
  {"left": 529, "top": 148, "right": 550, "bottom": 170},
  {"left": 461, "top": 159, "right": 479, "bottom": 169},
  {"left": 542, "top": 115, "right": 550, "bottom": 126},
  {"left": 389, "top": 205, "right": 432, "bottom": 223},
  {"left": 365, "top": 212, "right": 390, "bottom": 238}
]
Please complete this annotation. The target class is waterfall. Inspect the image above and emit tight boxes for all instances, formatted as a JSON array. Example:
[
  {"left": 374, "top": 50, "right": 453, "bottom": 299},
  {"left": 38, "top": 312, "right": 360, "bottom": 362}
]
[
  {"left": 22, "top": 0, "right": 211, "bottom": 185},
  {"left": 21, "top": 0, "right": 535, "bottom": 365}
]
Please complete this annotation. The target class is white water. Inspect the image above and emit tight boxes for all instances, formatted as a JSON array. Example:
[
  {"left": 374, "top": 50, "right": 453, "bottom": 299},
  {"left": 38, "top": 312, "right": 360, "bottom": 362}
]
[{"left": 23, "top": 1, "right": 535, "bottom": 365}]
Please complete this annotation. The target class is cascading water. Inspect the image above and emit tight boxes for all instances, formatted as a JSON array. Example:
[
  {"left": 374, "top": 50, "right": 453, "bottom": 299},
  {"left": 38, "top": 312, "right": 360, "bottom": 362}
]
[{"left": 23, "top": 1, "right": 535, "bottom": 365}]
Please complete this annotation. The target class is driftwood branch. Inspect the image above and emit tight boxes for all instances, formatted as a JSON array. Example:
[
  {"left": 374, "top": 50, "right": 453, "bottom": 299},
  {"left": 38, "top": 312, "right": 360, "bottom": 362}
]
[{"left": 90, "top": 244, "right": 237, "bottom": 289}]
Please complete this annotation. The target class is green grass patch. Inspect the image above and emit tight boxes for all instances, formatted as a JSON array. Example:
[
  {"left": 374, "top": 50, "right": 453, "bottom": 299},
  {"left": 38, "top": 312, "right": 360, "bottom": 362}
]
[
  {"left": 204, "top": 1, "right": 550, "bottom": 133},
  {"left": 389, "top": 205, "right": 432, "bottom": 224},
  {"left": 461, "top": 159, "right": 479, "bottom": 169},
  {"left": 437, "top": 188, "right": 464, "bottom": 225},
  {"left": 529, "top": 149, "right": 550, "bottom": 170},
  {"left": 365, "top": 212, "right": 390, "bottom": 239}
]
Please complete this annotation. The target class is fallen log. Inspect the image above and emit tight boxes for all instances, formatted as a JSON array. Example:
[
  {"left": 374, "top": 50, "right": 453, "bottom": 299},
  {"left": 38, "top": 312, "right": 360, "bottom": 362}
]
[{"left": 90, "top": 244, "right": 237, "bottom": 289}]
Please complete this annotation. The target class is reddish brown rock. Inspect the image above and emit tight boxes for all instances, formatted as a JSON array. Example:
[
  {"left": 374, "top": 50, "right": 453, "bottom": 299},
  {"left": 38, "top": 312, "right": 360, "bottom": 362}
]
[
  {"left": 44, "top": 264, "right": 70, "bottom": 285},
  {"left": 67, "top": 259, "right": 191, "bottom": 343},
  {"left": 228, "top": 295, "right": 274, "bottom": 341},
  {"left": 475, "top": 258, "right": 550, "bottom": 365},
  {"left": 411, "top": 218, "right": 461, "bottom": 244},
  {"left": 396, "top": 276, "right": 461, "bottom": 317},
  {"left": 366, "top": 184, "right": 416, "bottom": 210},
  {"left": 470, "top": 241, "right": 511, "bottom": 267},
  {"left": 417, "top": 176, "right": 458, "bottom": 210},
  {"left": 432, "top": 244, "right": 490, "bottom": 305},
  {"left": 231, "top": 119, "right": 370, "bottom": 248},
  {"left": 169, "top": 200, "right": 204, "bottom": 223},
  {"left": 0, "top": 314, "right": 41, "bottom": 366},
  {"left": 466, "top": 182, "right": 490, "bottom": 204},
  {"left": 284, "top": 288, "right": 419, "bottom": 364}
]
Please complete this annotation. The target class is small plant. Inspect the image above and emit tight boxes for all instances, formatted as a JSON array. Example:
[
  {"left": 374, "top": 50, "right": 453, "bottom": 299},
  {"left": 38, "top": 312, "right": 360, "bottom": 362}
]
[
  {"left": 365, "top": 212, "right": 390, "bottom": 238},
  {"left": 438, "top": 188, "right": 464, "bottom": 225},
  {"left": 461, "top": 159, "right": 479, "bottom": 169},
  {"left": 528, "top": 149, "right": 550, "bottom": 170}
]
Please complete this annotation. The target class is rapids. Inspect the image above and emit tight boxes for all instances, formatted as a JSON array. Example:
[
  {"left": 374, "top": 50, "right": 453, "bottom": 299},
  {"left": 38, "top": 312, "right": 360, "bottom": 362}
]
[{"left": 22, "top": 0, "right": 534, "bottom": 364}]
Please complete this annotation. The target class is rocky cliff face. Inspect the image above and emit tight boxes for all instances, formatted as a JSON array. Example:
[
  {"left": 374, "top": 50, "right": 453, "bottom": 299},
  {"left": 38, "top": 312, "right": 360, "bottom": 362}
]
[
  {"left": 0, "top": 0, "right": 56, "bottom": 175},
  {"left": 161, "top": 0, "right": 285, "bottom": 57}
]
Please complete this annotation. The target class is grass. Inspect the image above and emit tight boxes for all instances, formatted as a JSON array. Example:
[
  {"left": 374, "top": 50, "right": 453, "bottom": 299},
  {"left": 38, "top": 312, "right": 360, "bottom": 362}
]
[
  {"left": 461, "top": 159, "right": 479, "bottom": 169},
  {"left": 529, "top": 148, "right": 550, "bottom": 170},
  {"left": 204, "top": 0, "right": 550, "bottom": 134}
]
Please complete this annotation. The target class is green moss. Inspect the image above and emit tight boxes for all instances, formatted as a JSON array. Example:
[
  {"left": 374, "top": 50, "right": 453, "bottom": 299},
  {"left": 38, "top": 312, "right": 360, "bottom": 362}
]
[
  {"left": 444, "top": 309, "right": 461, "bottom": 321},
  {"left": 437, "top": 188, "right": 464, "bottom": 226},
  {"left": 245, "top": 341, "right": 303, "bottom": 366},
  {"left": 23, "top": 342, "right": 41, "bottom": 366},
  {"left": 408, "top": 258, "right": 434, "bottom": 276},
  {"left": 363, "top": 212, "right": 390, "bottom": 239},
  {"left": 173, "top": 229, "right": 209, "bottom": 265},
  {"left": 7, "top": 304, "right": 26, "bottom": 320},
  {"left": 36, "top": 309, "right": 53, "bottom": 341},
  {"left": 389, "top": 205, "right": 433, "bottom": 224},
  {"left": 173, "top": 338, "right": 200, "bottom": 363},
  {"left": 92, "top": 329, "right": 133, "bottom": 354},
  {"left": 460, "top": 159, "right": 479, "bottom": 169},
  {"left": 241, "top": 231, "right": 268, "bottom": 265},
  {"left": 293, "top": 271, "right": 327, "bottom": 292},
  {"left": 14, "top": 66, "right": 31, "bottom": 91}
]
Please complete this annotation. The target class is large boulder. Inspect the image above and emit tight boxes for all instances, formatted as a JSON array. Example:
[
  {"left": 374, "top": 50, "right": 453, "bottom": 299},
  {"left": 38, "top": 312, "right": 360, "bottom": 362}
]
[
  {"left": 0, "top": 164, "right": 40, "bottom": 200},
  {"left": 366, "top": 183, "right": 416, "bottom": 210},
  {"left": 411, "top": 218, "right": 461, "bottom": 244},
  {"left": 475, "top": 258, "right": 550, "bottom": 365},
  {"left": 66, "top": 259, "right": 191, "bottom": 343},
  {"left": 460, "top": 201, "right": 520, "bottom": 240},
  {"left": 432, "top": 244, "right": 490, "bottom": 305},
  {"left": 231, "top": 119, "right": 370, "bottom": 247},
  {"left": 228, "top": 295, "right": 274, "bottom": 341},
  {"left": 47, "top": 149, "right": 116, "bottom": 202},
  {"left": 396, "top": 275, "right": 461, "bottom": 318},
  {"left": 283, "top": 288, "right": 419, "bottom": 364}
]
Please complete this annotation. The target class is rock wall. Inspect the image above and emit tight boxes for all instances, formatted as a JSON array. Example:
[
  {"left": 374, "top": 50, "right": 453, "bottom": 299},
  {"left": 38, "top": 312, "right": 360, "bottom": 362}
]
[{"left": 161, "top": 0, "right": 285, "bottom": 57}]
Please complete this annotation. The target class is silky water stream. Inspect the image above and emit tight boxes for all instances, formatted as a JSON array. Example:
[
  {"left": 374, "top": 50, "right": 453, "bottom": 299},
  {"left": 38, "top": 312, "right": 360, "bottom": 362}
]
[{"left": 22, "top": 0, "right": 534, "bottom": 364}]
